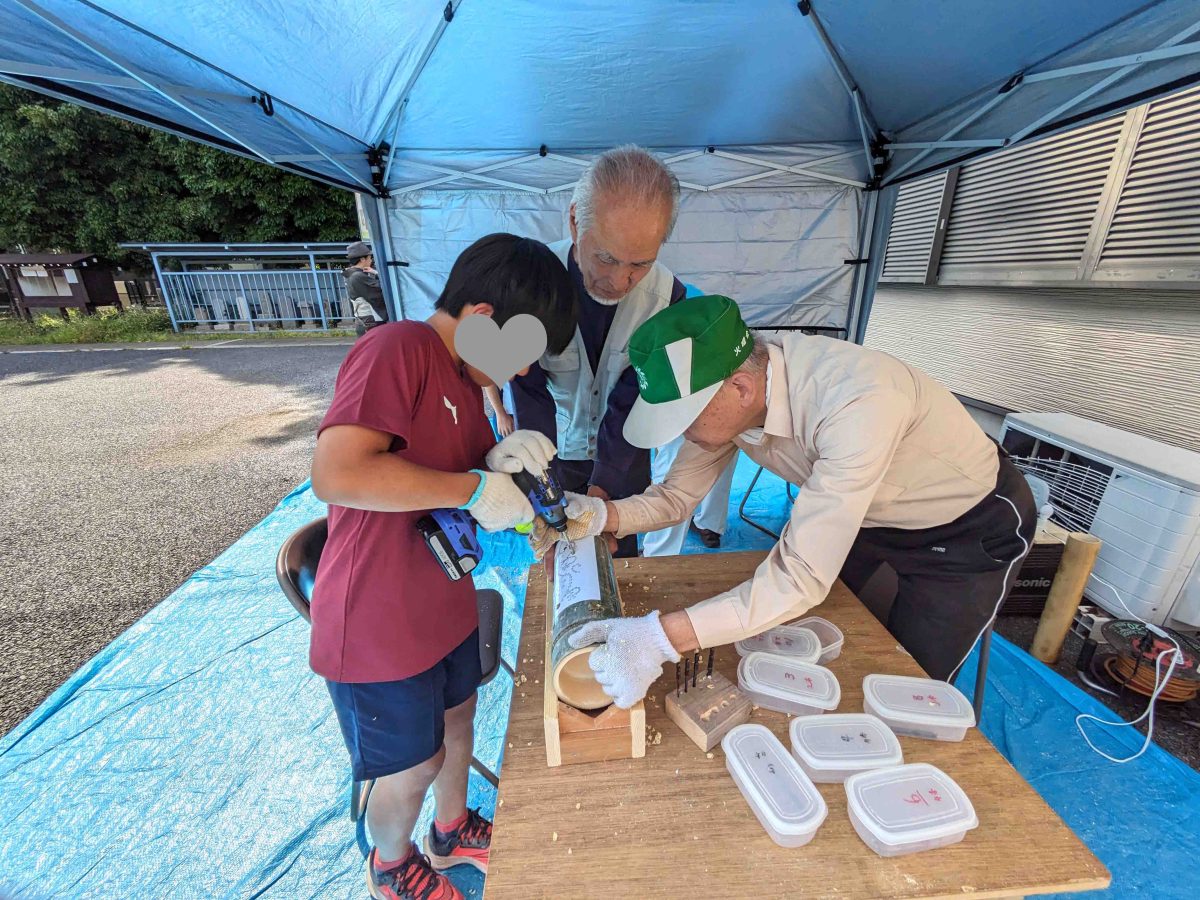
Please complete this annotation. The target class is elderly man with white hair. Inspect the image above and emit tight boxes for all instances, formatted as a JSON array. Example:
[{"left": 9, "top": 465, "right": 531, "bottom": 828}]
[{"left": 510, "top": 144, "right": 733, "bottom": 557}]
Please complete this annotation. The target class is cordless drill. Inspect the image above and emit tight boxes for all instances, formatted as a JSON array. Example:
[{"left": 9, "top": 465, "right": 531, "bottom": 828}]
[{"left": 418, "top": 467, "right": 570, "bottom": 581}]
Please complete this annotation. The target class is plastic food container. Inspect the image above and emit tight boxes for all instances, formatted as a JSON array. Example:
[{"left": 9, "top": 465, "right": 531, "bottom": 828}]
[
  {"left": 738, "top": 652, "right": 841, "bottom": 716},
  {"left": 722, "top": 723, "right": 828, "bottom": 847},
  {"left": 789, "top": 616, "right": 845, "bottom": 664},
  {"left": 735, "top": 625, "right": 821, "bottom": 662},
  {"left": 862, "top": 674, "right": 976, "bottom": 742},
  {"left": 845, "top": 763, "right": 978, "bottom": 857},
  {"left": 789, "top": 713, "right": 903, "bottom": 783}
]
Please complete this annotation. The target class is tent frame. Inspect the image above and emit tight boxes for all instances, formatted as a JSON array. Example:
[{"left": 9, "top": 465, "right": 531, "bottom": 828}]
[{"left": 883, "top": 15, "right": 1200, "bottom": 185}]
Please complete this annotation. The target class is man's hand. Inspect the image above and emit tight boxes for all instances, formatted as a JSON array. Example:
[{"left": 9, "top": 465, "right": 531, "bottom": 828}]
[
  {"left": 465, "top": 470, "right": 534, "bottom": 531},
  {"left": 567, "top": 611, "right": 681, "bottom": 708},
  {"left": 485, "top": 429, "right": 556, "bottom": 477},
  {"left": 563, "top": 492, "right": 608, "bottom": 539},
  {"left": 586, "top": 485, "right": 610, "bottom": 501}
]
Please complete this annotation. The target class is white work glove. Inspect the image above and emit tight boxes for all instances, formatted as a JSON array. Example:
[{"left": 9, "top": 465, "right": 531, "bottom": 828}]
[
  {"left": 485, "top": 429, "right": 556, "bottom": 477},
  {"left": 463, "top": 469, "right": 534, "bottom": 532},
  {"left": 568, "top": 611, "right": 681, "bottom": 709},
  {"left": 563, "top": 492, "right": 607, "bottom": 540}
]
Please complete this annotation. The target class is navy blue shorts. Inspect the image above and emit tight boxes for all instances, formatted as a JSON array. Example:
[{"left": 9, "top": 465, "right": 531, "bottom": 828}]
[{"left": 325, "top": 629, "right": 482, "bottom": 781}]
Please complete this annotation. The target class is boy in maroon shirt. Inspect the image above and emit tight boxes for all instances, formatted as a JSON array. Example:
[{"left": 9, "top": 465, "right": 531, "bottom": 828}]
[{"left": 310, "top": 234, "right": 576, "bottom": 900}]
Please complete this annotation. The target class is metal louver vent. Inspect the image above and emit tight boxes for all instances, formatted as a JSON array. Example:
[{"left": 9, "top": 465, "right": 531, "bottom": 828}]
[
  {"left": 1098, "top": 85, "right": 1200, "bottom": 266},
  {"left": 880, "top": 172, "right": 946, "bottom": 283},
  {"left": 940, "top": 117, "right": 1123, "bottom": 272}
]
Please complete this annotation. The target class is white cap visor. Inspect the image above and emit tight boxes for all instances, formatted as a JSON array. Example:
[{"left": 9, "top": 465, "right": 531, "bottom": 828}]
[{"left": 622, "top": 381, "right": 722, "bottom": 449}]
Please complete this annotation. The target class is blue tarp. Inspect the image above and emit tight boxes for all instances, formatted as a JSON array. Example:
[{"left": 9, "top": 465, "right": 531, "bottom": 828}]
[
  {"left": 2, "top": 459, "right": 1197, "bottom": 898},
  {"left": 956, "top": 636, "right": 1200, "bottom": 900}
]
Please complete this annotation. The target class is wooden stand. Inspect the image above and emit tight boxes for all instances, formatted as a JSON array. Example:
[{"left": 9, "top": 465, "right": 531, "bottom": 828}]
[
  {"left": 542, "top": 578, "right": 645, "bottom": 767},
  {"left": 1032, "top": 532, "right": 1103, "bottom": 664},
  {"left": 664, "top": 671, "right": 752, "bottom": 752}
]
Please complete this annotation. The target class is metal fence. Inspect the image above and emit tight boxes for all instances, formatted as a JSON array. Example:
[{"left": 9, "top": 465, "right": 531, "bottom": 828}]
[{"left": 158, "top": 268, "right": 351, "bottom": 331}]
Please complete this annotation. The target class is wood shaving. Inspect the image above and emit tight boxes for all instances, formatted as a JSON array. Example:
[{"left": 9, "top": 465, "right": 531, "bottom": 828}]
[
  {"left": 551, "top": 832, "right": 558, "bottom": 842},
  {"left": 706, "top": 752, "right": 714, "bottom": 759},
  {"left": 568, "top": 847, "right": 573, "bottom": 855},
  {"left": 575, "top": 802, "right": 581, "bottom": 809}
]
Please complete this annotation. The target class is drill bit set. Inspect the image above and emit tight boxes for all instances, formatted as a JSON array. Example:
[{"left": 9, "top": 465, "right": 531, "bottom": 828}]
[{"left": 665, "top": 647, "right": 753, "bottom": 752}]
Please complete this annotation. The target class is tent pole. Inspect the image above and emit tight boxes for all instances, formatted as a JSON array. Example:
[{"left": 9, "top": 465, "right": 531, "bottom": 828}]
[
  {"left": 1008, "top": 18, "right": 1200, "bottom": 144},
  {"left": 376, "top": 0, "right": 464, "bottom": 186},
  {"left": 10, "top": 0, "right": 280, "bottom": 166},
  {"left": 71, "top": 0, "right": 366, "bottom": 146},
  {"left": 844, "top": 190, "right": 878, "bottom": 343},
  {"left": 370, "top": 196, "right": 405, "bottom": 322},
  {"left": 270, "top": 116, "right": 379, "bottom": 194},
  {"left": 884, "top": 89, "right": 1016, "bottom": 185},
  {"left": 0, "top": 59, "right": 250, "bottom": 103}
]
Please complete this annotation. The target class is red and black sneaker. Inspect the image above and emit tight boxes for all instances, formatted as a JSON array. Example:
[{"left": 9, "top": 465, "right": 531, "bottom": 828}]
[
  {"left": 424, "top": 808, "right": 492, "bottom": 874},
  {"left": 366, "top": 846, "right": 463, "bottom": 900}
]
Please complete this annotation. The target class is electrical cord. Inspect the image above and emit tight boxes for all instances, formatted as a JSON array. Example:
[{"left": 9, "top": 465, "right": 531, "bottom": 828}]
[{"left": 1075, "top": 572, "right": 1183, "bottom": 764}]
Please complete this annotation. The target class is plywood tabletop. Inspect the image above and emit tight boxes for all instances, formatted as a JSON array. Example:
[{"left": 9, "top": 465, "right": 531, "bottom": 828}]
[{"left": 485, "top": 551, "right": 1109, "bottom": 900}]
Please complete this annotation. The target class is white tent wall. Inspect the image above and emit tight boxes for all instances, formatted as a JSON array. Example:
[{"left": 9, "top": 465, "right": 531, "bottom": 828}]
[
  {"left": 381, "top": 184, "right": 861, "bottom": 327},
  {"left": 379, "top": 144, "right": 868, "bottom": 328}
]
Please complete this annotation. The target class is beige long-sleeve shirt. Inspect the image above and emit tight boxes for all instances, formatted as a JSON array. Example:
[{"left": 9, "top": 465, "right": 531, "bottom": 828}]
[{"left": 612, "top": 335, "right": 1000, "bottom": 649}]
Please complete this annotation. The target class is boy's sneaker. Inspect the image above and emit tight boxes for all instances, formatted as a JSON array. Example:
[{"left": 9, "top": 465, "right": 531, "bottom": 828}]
[
  {"left": 366, "top": 846, "right": 463, "bottom": 900},
  {"left": 424, "top": 808, "right": 492, "bottom": 874}
]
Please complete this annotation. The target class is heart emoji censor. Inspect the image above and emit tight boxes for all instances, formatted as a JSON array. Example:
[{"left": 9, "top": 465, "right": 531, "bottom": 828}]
[{"left": 454, "top": 314, "right": 548, "bottom": 386}]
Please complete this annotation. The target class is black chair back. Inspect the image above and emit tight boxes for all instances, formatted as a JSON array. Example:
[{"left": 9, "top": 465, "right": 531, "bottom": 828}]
[{"left": 275, "top": 517, "right": 328, "bottom": 622}]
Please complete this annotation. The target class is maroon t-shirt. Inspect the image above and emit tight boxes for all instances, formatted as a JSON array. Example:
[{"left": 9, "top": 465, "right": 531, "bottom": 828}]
[{"left": 309, "top": 321, "right": 495, "bottom": 683}]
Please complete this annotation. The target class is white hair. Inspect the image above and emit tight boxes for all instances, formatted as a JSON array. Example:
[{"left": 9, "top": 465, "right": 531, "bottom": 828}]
[
  {"left": 572, "top": 145, "right": 681, "bottom": 239},
  {"left": 732, "top": 337, "right": 769, "bottom": 379}
]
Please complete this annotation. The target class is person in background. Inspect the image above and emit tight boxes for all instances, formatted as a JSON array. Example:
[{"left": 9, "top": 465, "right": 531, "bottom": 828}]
[
  {"left": 344, "top": 240, "right": 389, "bottom": 336},
  {"left": 483, "top": 384, "right": 515, "bottom": 437},
  {"left": 509, "top": 145, "right": 686, "bottom": 557},
  {"left": 310, "top": 234, "right": 576, "bottom": 900}
]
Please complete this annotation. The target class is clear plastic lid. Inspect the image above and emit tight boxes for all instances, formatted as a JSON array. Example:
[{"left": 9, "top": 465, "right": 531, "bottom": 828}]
[
  {"left": 735, "top": 625, "right": 821, "bottom": 662},
  {"left": 862, "top": 675, "right": 976, "bottom": 730},
  {"left": 845, "top": 763, "right": 978, "bottom": 847},
  {"left": 789, "top": 616, "right": 844, "bottom": 653},
  {"left": 789, "top": 713, "right": 902, "bottom": 771},
  {"left": 723, "top": 724, "right": 828, "bottom": 840},
  {"left": 740, "top": 653, "right": 841, "bottom": 710}
]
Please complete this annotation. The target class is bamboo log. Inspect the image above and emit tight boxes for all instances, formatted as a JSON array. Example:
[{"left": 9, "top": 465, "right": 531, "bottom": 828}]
[{"left": 1031, "top": 532, "right": 1102, "bottom": 664}]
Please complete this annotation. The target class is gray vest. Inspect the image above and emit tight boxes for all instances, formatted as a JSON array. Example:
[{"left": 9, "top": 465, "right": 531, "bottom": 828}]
[{"left": 543, "top": 238, "right": 676, "bottom": 460}]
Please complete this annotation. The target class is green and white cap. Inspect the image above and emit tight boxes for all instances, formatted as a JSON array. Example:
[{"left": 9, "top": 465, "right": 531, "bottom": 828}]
[{"left": 623, "top": 294, "right": 754, "bottom": 449}]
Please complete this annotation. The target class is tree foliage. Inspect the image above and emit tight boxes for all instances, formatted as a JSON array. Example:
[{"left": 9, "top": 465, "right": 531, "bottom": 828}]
[{"left": 0, "top": 85, "right": 357, "bottom": 270}]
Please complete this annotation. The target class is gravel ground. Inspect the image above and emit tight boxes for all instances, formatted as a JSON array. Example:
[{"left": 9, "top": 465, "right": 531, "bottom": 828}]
[{"left": 0, "top": 341, "right": 351, "bottom": 735}]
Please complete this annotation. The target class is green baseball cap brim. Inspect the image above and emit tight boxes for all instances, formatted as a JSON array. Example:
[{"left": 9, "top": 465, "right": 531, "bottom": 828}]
[{"left": 623, "top": 381, "right": 722, "bottom": 449}]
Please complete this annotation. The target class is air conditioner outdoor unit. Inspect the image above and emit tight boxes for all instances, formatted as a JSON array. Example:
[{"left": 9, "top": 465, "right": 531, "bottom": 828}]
[{"left": 999, "top": 412, "right": 1200, "bottom": 631}]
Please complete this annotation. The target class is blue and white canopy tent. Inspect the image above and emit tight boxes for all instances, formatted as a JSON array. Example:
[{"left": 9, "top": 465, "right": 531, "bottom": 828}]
[
  {"left": 4, "top": 5, "right": 1200, "bottom": 897},
  {"left": 4, "top": 0, "right": 1199, "bottom": 335}
]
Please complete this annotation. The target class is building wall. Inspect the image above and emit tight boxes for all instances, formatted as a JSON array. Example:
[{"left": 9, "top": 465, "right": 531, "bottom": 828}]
[
  {"left": 870, "top": 84, "right": 1200, "bottom": 454},
  {"left": 865, "top": 283, "right": 1200, "bottom": 453}
]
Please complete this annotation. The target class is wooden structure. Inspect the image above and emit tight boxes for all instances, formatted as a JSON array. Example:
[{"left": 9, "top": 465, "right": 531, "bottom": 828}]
[
  {"left": 1033, "top": 533, "right": 1104, "bottom": 664},
  {"left": 0, "top": 253, "right": 120, "bottom": 320},
  {"left": 664, "top": 668, "right": 751, "bottom": 752},
  {"left": 487, "top": 551, "right": 1110, "bottom": 900},
  {"left": 542, "top": 556, "right": 646, "bottom": 766}
]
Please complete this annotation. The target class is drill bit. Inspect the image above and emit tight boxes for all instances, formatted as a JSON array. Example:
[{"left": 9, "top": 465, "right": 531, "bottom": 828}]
[
  {"left": 692, "top": 651, "right": 699, "bottom": 687},
  {"left": 706, "top": 648, "right": 714, "bottom": 679},
  {"left": 675, "top": 661, "right": 682, "bottom": 697},
  {"left": 683, "top": 657, "right": 691, "bottom": 693}
]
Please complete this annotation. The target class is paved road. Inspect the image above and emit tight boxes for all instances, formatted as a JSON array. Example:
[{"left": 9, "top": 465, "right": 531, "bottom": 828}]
[{"left": 0, "top": 342, "right": 350, "bottom": 734}]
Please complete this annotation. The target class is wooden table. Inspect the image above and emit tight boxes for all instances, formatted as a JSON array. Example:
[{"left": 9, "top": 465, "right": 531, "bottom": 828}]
[{"left": 486, "top": 551, "right": 1110, "bottom": 900}]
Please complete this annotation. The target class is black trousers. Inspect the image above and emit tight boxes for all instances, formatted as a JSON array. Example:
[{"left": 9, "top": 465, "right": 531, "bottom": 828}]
[
  {"left": 554, "top": 455, "right": 651, "bottom": 559},
  {"left": 838, "top": 454, "right": 1036, "bottom": 682}
]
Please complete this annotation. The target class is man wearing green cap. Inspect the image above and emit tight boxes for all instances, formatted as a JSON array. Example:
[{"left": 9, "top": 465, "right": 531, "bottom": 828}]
[{"left": 550, "top": 295, "right": 1035, "bottom": 709}]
